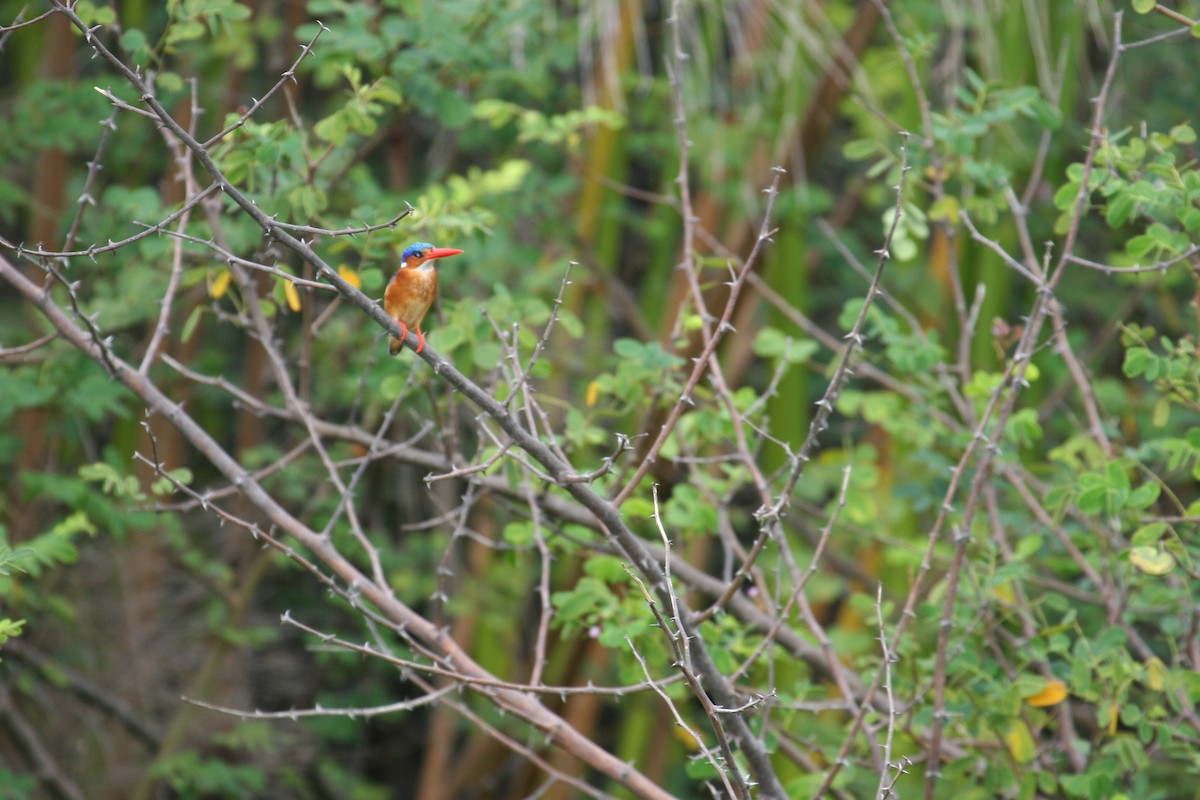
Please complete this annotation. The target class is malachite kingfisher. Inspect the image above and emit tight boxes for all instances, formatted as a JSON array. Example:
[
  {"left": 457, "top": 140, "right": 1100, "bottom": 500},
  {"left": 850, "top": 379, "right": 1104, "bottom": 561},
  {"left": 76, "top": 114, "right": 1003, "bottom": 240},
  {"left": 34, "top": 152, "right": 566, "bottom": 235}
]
[{"left": 384, "top": 242, "right": 464, "bottom": 355}]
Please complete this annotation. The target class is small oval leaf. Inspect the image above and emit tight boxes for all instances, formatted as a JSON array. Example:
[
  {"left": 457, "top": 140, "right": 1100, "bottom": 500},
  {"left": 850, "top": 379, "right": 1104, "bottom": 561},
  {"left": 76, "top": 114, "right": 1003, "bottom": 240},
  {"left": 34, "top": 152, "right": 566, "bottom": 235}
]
[
  {"left": 338, "top": 265, "right": 361, "bottom": 290},
  {"left": 1004, "top": 721, "right": 1037, "bottom": 763},
  {"left": 1130, "top": 546, "right": 1174, "bottom": 575},
  {"left": 1145, "top": 657, "right": 1167, "bottom": 691},
  {"left": 284, "top": 281, "right": 302, "bottom": 312},
  {"left": 210, "top": 269, "right": 232, "bottom": 299},
  {"left": 1025, "top": 679, "right": 1068, "bottom": 707}
]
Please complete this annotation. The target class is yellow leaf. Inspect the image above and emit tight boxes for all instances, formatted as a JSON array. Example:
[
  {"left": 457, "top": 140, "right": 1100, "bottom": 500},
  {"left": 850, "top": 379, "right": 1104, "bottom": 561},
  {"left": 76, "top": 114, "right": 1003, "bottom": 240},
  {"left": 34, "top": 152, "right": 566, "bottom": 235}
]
[
  {"left": 1130, "top": 546, "right": 1174, "bottom": 575},
  {"left": 1145, "top": 657, "right": 1166, "bottom": 691},
  {"left": 928, "top": 195, "right": 961, "bottom": 223},
  {"left": 924, "top": 164, "right": 954, "bottom": 182},
  {"left": 1107, "top": 702, "right": 1118, "bottom": 735},
  {"left": 586, "top": 380, "right": 599, "bottom": 408},
  {"left": 210, "top": 269, "right": 232, "bottom": 299},
  {"left": 991, "top": 581, "right": 1016, "bottom": 605},
  {"left": 338, "top": 264, "right": 361, "bottom": 290},
  {"left": 672, "top": 725, "right": 701, "bottom": 751},
  {"left": 284, "top": 280, "right": 301, "bottom": 312},
  {"left": 1025, "top": 679, "right": 1068, "bottom": 708},
  {"left": 1004, "top": 721, "right": 1036, "bottom": 763}
]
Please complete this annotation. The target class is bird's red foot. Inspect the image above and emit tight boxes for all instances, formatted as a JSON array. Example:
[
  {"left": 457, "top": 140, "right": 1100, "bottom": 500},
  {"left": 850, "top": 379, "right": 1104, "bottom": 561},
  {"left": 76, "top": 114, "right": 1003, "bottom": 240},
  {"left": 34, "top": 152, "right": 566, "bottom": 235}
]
[
  {"left": 388, "top": 322, "right": 410, "bottom": 356},
  {"left": 388, "top": 322, "right": 427, "bottom": 355}
]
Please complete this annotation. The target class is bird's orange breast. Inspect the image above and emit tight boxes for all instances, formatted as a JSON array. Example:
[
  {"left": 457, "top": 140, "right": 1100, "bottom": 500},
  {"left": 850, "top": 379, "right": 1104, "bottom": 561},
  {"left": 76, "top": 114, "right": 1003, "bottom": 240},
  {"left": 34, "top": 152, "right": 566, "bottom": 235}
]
[{"left": 385, "top": 267, "right": 438, "bottom": 329}]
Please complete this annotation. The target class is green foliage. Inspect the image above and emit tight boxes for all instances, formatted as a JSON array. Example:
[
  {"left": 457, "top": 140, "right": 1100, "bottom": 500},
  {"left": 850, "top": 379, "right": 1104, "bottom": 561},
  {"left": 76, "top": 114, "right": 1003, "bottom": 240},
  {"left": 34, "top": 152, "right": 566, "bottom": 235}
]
[
  {"left": 0, "top": 617, "right": 25, "bottom": 647},
  {"left": 473, "top": 100, "right": 625, "bottom": 149},
  {"left": 1054, "top": 124, "right": 1200, "bottom": 247},
  {"left": 590, "top": 338, "right": 685, "bottom": 413},
  {"left": 0, "top": 511, "right": 97, "bottom": 650},
  {"left": 313, "top": 69, "right": 404, "bottom": 147},
  {"left": 0, "top": 770, "right": 36, "bottom": 799},
  {"left": 151, "top": 751, "right": 267, "bottom": 799},
  {"left": 406, "top": 159, "right": 533, "bottom": 241}
]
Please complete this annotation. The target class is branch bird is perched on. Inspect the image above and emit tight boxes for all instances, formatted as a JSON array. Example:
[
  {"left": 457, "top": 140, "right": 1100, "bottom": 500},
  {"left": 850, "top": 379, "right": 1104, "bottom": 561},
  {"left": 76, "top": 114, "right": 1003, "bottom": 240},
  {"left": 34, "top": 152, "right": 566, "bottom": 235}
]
[{"left": 384, "top": 242, "right": 463, "bottom": 354}]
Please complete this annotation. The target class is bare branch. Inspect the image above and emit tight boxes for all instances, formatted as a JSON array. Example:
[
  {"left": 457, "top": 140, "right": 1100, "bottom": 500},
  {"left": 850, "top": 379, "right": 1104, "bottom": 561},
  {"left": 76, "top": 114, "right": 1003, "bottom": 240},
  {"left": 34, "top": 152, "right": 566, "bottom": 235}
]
[{"left": 201, "top": 23, "right": 329, "bottom": 148}]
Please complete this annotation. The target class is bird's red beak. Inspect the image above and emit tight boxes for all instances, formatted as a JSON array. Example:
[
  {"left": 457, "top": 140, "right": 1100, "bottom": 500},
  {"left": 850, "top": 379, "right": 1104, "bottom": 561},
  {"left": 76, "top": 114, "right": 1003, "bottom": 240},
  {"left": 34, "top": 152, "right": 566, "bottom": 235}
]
[{"left": 427, "top": 248, "right": 463, "bottom": 260}]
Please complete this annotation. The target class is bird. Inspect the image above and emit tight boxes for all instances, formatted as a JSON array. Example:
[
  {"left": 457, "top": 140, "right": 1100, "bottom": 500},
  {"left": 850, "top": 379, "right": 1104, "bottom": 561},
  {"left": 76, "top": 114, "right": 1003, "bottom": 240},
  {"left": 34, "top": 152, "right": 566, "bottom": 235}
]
[{"left": 384, "top": 242, "right": 463, "bottom": 355}]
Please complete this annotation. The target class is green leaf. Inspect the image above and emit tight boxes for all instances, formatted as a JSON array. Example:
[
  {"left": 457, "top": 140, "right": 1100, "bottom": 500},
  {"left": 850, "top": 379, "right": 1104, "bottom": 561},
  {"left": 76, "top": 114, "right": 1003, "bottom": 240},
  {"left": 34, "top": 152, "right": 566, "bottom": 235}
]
[
  {"left": 1013, "top": 535, "right": 1043, "bottom": 561},
  {"left": 119, "top": 28, "right": 149, "bottom": 61},
  {"left": 1178, "top": 207, "right": 1200, "bottom": 232},
  {"left": 928, "top": 195, "right": 961, "bottom": 222},
  {"left": 1170, "top": 123, "right": 1197, "bottom": 144},
  {"left": 1077, "top": 463, "right": 1130, "bottom": 515},
  {"left": 753, "top": 327, "right": 817, "bottom": 363},
  {"left": 80, "top": 463, "right": 145, "bottom": 501},
  {"left": 1053, "top": 181, "right": 1081, "bottom": 210},
  {"left": 502, "top": 521, "right": 532, "bottom": 546},
  {"left": 1125, "top": 233, "right": 1157, "bottom": 260},
  {"left": 663, "top": 485, "right": 719, "bottom": 536},
  {"left": 165, "top": 20, "right": 206, "bottom": 46},
  {"left": 551, "top": 577, "right": 615, "bottom": 624},
  {"left": 472, "top": 341, "right": 502, "bottom": 370},
  {"left": 843, "top": 139, "right": 879, "bottom": 161},
  {"left": 433, "top": 324, "right": 465, "bottom": 352},
  {"left": 181, "top": 306, "right": 203, "bottom": 343},
  {"left": 360, "top": 269, "right": 384, "bottom": 292},
  {"left": 156, "top": 72, "right": 184, "bottom": 95},
  {"left": 1152, "top": 396, "right": 1171, "bottom": 426},
  {"left": 583, "top": 556, "right": 629, "bottom": 584},
  {"left": 1130, "top": 523, "right": 1167, "bottom": 547},
  {"left": 0, "top": 618, "right": 25, "bottom": 646},
  {"left": 314, "top": 114, "right": 348, "bottom": 146},
  {"left": 1105, "top": 462, "right": 1131, "bottom": 507},
  {"left": 1126, "top": 482, "right": 1160, "bottom": 510},
  {"left": 753, "top": 326, "right": 789, "bottom": 358},
  {"left": 1131, "top": 0, "right": 1156, "bottom": 13},
  {"left": 1030, "top": 99, "right": 1063, "bottom": 131},
  {"left": 1122, "top": 347, "right": 1154, "bottom": 378},
  {"left": 220, "top": 3, "right": 252, "bottom": 22},
  {"left": 557, "top": 309, "right": 583, "bottom": 339},
  {"left": 1105, "top": 193, "right": 1136, "bottom": 227}
]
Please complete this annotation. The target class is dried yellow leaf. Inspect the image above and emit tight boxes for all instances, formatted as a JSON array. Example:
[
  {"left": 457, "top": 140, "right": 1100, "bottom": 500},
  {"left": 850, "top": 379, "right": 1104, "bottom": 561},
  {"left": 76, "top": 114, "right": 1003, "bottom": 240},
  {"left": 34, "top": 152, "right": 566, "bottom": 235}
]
[
  {"left": 338, "top": 265, "right": 361, "bottom": 290},
  {"left": 991, "top": 581, "right": 1016, "bottom": 605},
  {"left": 1025, "top": 679, "right": 1068, "bottom": 708},
  {"left": 586, "top": 380, "right": 599, "bottom": 408},
  {"left": 1004, "top": 721, "right": 1036, "bottom": 763},
  {"left": 1145, "top": 657, "right": 1166, "bottom": 691},
  {"left": 210, "top": 269, "right": 232, "bottom": 299},
  {"left": 284, "top": 280, "right": 301, "bottom": 312},
  {"left": 1130, "top": 546, "right": 1174, "bottom": 575},
  {"left": 672, "top": 725, "right": 701, "bottom": 751}
]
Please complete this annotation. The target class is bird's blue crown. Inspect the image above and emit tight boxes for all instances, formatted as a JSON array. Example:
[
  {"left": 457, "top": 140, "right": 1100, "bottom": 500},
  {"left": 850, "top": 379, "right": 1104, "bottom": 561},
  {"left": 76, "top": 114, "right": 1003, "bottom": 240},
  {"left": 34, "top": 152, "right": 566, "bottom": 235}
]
[{"left": 402, "top": 242, "right": 433, "bottom": 261}]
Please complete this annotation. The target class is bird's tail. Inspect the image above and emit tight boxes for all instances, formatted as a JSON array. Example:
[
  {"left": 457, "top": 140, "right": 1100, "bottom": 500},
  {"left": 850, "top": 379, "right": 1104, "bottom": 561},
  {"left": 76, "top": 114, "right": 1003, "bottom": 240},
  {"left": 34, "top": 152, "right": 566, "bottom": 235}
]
[{"left": 388, "top": 336, "right": 402, "bottom": 356}]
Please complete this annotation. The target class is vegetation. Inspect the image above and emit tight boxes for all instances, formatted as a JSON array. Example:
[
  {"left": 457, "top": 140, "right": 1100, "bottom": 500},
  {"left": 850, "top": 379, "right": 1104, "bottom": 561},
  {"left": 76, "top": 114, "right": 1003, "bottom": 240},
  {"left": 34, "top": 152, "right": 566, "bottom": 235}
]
[{"left": 2, "top": 1, "right": 1200, "bottom": 798}]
